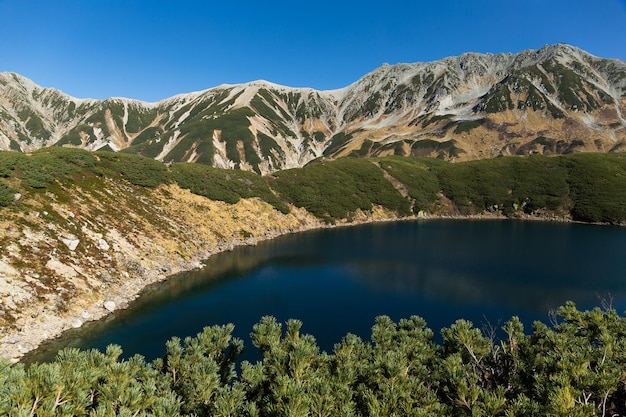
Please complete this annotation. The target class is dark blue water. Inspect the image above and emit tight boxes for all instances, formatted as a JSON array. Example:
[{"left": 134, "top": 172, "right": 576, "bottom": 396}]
[{"left": 23, "top": 219, "right": 626, "bottom": 364}]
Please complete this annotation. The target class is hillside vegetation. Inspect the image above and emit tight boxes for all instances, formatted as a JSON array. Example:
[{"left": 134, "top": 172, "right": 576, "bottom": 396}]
[
  {"left": 2, "top": 303, "right": 626, "bottom": 416},
  {"left": 269, "top": 152, "right": 626, "bottom": 225},
  {"left": 2, "top": 148, "right": 626, "bottom": 224}
]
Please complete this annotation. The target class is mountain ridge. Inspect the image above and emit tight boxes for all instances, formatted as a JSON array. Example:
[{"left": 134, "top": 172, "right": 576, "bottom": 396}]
[{"left": 1, "top": 43, "right": 625, "bottom": 173}]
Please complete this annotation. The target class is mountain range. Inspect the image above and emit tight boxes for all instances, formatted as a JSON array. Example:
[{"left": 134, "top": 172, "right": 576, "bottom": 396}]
[{"left": 1, "top": 43, "right": 625, "bottom": 174}]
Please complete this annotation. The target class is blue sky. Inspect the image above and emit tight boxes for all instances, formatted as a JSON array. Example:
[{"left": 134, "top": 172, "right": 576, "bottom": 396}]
[{"left": 1, "top": 0, "right": 625, "bottom": 102}]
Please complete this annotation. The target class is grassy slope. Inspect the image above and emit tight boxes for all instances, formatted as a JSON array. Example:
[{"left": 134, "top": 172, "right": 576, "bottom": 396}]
[
  {"left": 2, "top": 149, "right": 625, "bottom": 224},
  {"left": 269, "top": 153, "right": 626, "bottom": 224}
]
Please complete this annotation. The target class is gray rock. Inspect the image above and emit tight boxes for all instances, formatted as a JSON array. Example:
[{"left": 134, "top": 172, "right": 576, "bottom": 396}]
[
  {"left": 103, "top": 301, "right": 116, "bottom": 312},
  {"left": 61, "top": 237, "right": 80, "bottom": 251},
  {"left": 124, "top": 260, "right": 145, "bottom": 276},
  {"left": 97, "top": 239, "right": 110, "bottom": 251}
]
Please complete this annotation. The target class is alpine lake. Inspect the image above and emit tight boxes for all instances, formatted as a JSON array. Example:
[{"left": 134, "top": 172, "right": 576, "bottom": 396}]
[{"left": 22, "top": 219, "right": 626, "bottom": 365}]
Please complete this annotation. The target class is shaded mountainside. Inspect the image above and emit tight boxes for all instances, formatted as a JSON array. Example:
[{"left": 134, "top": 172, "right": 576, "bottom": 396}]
[
  {"left": 1, "top": 148, "right": 626, "bottom": 361},
  {"left": 1, "top": 44, "right": 626, "bottom": 174}
]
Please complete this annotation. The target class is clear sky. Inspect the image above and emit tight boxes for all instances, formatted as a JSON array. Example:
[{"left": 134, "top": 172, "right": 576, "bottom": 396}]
[{"left": 1, "top": 0, "right": 625, "bottom": 102}]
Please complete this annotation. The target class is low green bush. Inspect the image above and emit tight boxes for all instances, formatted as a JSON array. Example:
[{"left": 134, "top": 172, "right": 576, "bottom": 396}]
[
  {"left": 16, "top": 147, "right": 99, "bottom": 188},
  {"left": 564, "top": 153, "right": 626, "bottom": 223},
  {"left": 0, "top": 181, "right": 16, "bottom": 207},
  {"left": 270, "top": 157, "right": 410, "bottom": 223},
  {"left": 377, "top": 156, "right": 442, "bottom": 213},
  {"left": 96, "top": 151, "right": 169, "bottom": 188},
  {"left": 171, "top": 162, "right": 289, "bottom": 213},
  {"left": 0, "top": 151, "right": 23, "bottom": 177},
  {"left": 5, "top": 303, "right": 626, "bottom": 416},
  {"left": 433, "top": 155, "right": 572, "bottom": 216}
]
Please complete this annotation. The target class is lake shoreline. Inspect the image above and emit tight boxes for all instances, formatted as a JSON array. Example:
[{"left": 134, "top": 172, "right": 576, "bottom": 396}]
[{"left": 3, "top": 208, "right": 610, "bottom": 364}]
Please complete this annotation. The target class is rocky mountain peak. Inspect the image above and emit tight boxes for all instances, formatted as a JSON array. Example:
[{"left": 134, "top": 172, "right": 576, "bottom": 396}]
[{"left": 1, "top": 44, "right": 625, "bottom": 173}]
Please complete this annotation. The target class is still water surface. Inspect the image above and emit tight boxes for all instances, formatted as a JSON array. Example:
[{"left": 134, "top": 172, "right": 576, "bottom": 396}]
[{"left": 23, "top": 219, "right": 626, "bottom": 364}]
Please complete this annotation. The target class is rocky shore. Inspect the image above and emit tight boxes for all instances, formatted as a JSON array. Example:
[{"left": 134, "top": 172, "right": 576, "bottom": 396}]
[{"left": 2, "top": 180, "right": 421, "bottom": 362}]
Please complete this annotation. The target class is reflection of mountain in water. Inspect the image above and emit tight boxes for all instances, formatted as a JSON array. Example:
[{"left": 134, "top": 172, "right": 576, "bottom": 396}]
[
  {"left": 341, "top": 220, "right": 626, "bottom": 314},
  {"left": 22, "top": 219, "right": 626, "bottom": 365},
  {"left": 148, "top": 219, "right": 626, "bottom": 320},
  {"left": 342, "top": 259, "right": 625, "bottom": 315}
]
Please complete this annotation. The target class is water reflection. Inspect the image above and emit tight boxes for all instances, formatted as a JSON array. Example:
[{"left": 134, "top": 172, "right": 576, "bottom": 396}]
[{"left": 22, "top": 220, "right": 626, "bottom": 365}]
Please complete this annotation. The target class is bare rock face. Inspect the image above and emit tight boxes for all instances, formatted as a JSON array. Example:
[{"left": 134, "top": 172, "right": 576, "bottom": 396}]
[{"left": 45, "top": 259, "right": 78, "bottom": 279}]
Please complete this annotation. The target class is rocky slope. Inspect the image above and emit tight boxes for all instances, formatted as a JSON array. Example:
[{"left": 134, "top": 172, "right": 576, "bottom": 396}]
[
  {"left": 1, "top": 44, "right": 625, "bottom": 173},
  {"left": 2, "top": 150, "right": 420, "bottom": 362},
  {"left": 0, "top": 177, "right": 322, "bottom": 362}
]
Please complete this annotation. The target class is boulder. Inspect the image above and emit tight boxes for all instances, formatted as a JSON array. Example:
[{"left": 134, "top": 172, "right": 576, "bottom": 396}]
[{"left": 61, "top": 237, "right": 80, "bottom": 251}]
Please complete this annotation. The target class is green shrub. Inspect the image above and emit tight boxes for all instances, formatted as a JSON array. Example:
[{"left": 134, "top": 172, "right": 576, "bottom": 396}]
[
  {"left": 377, "top": 156, "right": 441, "bottom": 213},
  {"left": 0, "top": 151, "right": 22, "bottom": 177},
  {"left": 171, "top": 162, "right": 289, "bottom": 213},
  {"left": 454, "top": 119, "right": 485, "bottom": 134},
  {"left": 0, "top": 181, "right": 16, "bottom": 207},
  {"left": 564, "top": 153, "right": 626, "bottom": 223},
  {"left": 271, "top": 158, "right": 410, "bottom": 222},
  {"left": 421, "top": 113, "right": 452, "bottom": 128},
  {"left": 6, "top": 303, "right": 626, "bottom": 416},
  {"left": 323, "top": 132, "right": 353, "bottom": 156},
  {"left": 96, "top": 151, "right": 169, "bottom": 188},
  {"left": 482, "top": 84, "right": 514, "bottom": 113},
  {"left": 14, "top": 147, "right": 99, "bottom": 188},
  {"left": 432, "top": 155, "right": 572, "bottom": 215}
]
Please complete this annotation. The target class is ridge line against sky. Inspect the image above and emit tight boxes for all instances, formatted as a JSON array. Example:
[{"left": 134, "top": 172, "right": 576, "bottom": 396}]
[{"left": 1, "top": 0, "right": 625, "bottom": 102}]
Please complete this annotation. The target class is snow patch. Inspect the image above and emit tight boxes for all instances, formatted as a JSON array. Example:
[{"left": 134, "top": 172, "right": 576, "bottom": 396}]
[
  {"left": 218, "top": 86, "right": 243, "bottom": 107},
  {"left": 174, "top": 109, "right": 193, "bottom": 129},
  {"left": 107, "top": 142, "right": 121, "bottom": 152}
]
